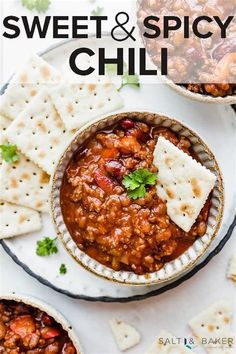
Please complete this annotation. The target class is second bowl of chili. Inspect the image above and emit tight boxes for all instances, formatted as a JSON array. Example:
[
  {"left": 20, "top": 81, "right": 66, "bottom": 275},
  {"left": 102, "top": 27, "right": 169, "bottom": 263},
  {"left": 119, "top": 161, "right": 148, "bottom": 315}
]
[{"left": 50, "top": 111, "right": 224, "bottom": 285}]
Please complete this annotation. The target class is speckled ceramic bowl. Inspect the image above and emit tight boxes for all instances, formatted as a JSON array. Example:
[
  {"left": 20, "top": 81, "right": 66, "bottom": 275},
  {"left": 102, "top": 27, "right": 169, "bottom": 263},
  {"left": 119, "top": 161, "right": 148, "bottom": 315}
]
[
  {"left": 0, "top": 293, "right": 84, "bottom": 353},
  {"left": 50, "top": 111, "right": 224, "bottom": 286}
]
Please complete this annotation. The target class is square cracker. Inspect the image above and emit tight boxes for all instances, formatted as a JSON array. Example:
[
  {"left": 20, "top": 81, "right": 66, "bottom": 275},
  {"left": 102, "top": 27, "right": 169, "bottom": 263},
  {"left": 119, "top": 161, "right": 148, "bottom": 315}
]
[
  {"left": 0, "top": 200, "right": 42, "bottom": 239},
  {"left": 153, "top": 137, "right": 216, "bottom": 232},
  {"left": 109, "top": 319, "right": 141, "bottom": 352},
  {"left": 189, "top": 300, "right": 236, "bottom": 353},
  {"left": 145, "top": 330, "right": 196, "bottom": 353},
  {"left": 0, "top": 154, "right": 50, "bottom": 213},
  {"left": 4, "top": 90, "right": 73, "bottom": 175},
  {"left": 50, "top": 80, "right": 124, "bottom": 131},
  {"left": 0, "top": 54, "right": 61, "bottom": 120}
]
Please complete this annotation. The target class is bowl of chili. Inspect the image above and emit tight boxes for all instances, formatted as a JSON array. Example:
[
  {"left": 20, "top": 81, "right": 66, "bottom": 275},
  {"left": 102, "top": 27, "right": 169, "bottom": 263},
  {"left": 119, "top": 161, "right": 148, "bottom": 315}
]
[
  {"left": 137, "top": 0, "right": 236, "bottom": 104},
  {"left": 51, "top": 111, "right": 224, "bottom": 285},
  {"left": 0, "top": 293, "right": 83, "bottom": 353}
]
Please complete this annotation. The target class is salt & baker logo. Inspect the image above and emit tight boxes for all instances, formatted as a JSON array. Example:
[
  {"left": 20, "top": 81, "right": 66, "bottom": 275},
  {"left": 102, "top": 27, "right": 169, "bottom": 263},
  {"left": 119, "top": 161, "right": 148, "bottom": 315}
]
[{"left": 158, "top": 336, "right": 198, "bottom": 349}]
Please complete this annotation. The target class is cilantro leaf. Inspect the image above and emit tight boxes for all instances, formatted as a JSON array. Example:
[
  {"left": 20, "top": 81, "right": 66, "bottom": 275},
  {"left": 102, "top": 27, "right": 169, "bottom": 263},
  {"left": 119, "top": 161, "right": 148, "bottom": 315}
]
[
  {"left": 122, "top": 168, "right": 157, "bottom": 199},
  {"left": 0, "top": 145, "right": 20, "bottom": 164},
  {"left": 132, "top": 168, "right": 157, "bottom": 185},
  {"left": 122, "top": 174, "right": 140, "bottom": 191},
  {"left": 36, "top": 237, "right": 58, "bottom": 256},
  {"left": 118, "top": 72, "right": 140, "bottom": 91},
  {"left": 21, "top": 0, "right": 51, "bottom": 13},
  {"left": 128, "top": 185, "right": 146, "bottom": 199},
  {"left": 59, "top": 264, "right": 67, "bottom": 275},
  {"left": 91, "top": 6, "right": 104, "bottom": 16}
]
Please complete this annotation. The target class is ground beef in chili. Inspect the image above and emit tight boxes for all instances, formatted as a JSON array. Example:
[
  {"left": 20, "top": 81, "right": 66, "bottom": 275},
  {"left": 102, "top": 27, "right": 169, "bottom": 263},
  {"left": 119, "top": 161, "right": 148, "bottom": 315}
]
[
  {"left": 60, "top": 118, "right": 211, "bottom": 275},
  {"left": 0, "top": 300, "right": 77, "bottom": 353}
]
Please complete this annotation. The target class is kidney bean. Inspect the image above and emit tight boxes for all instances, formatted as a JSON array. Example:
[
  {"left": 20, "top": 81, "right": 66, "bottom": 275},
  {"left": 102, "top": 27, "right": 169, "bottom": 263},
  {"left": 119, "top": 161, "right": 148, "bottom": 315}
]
[
  {"left": 120, "top": 119, "right": 135, "bottom": 130},
  {"left": 104, "top": 160, "right": 126, "bottom": 180}
]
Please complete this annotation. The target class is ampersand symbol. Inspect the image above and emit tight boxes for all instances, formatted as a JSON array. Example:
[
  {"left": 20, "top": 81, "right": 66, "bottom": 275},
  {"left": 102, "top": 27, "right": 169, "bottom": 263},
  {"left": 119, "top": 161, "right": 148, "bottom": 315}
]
[{"left": 111, "top": 12, "right": 136, "bottom": 42}]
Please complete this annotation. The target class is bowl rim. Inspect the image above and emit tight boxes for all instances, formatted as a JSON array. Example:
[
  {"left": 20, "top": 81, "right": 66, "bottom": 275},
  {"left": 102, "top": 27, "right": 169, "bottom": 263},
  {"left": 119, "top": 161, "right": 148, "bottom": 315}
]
[
  {"left": 50, "top": 110, "right": 224, "bottom": 286},
  {"left": 0, "top": 292, "right": 84, "bottom": 353},
  {"left": 163, "top": 78, "right": 236, "bottom": 104}
]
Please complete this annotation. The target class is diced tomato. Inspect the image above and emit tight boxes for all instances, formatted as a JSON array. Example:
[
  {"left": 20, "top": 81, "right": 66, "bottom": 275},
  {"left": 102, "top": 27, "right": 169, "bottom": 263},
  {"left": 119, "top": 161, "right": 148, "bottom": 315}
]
[
  {"left": 41, "top": 327, "right": 60, "bottom": 339},
  {"left": 10, "top": 315, "right": 36, "bottom": 338},
  {"left": 101, "top": 147, "right": 119, "bottom": 159},
  {"left": 119, "top": 136, "right": 141, "bottom": 154},
  {"left": 94, "top": 168, "right": 116, "bottom": 195}
]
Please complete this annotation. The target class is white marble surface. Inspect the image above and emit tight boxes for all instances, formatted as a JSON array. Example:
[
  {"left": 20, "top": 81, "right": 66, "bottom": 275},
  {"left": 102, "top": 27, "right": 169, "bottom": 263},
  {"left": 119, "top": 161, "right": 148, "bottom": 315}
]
[{"left": 0, "top": 1, "right": 236, "bottom": 353}]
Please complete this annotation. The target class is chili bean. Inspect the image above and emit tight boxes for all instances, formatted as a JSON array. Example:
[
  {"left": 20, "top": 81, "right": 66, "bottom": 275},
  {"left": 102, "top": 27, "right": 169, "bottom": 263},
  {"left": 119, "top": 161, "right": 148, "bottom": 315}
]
[
  {"left": 120, "top": 119, "right": 135, "bottom": 130},
  {"left": 104, "top": 160, "right": 126, "bottom": 180}
]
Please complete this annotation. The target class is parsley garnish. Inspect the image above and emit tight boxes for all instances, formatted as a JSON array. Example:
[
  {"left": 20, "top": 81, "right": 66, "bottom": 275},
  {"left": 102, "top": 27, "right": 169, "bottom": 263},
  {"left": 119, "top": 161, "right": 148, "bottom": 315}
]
[
  {"left": 21, "top": 0, "right": 51, "bottom": 13},
  {"left": 59, "top": 264, "right": 67, "bottom": 274},
  {"left": 118, "top": 72, "right": 140, "bottom": 91},
  {"left": 36, "top": 237, "right": 58, "bottom": 256},
  {"left": 91, "top": 6, "right": 104, "bottom": 16},
  {"left": 122, "top": 169, "right": 157, "bottom": 199},
  {"left": 0, "top": 144, "right": 20, "bottom": 163}
]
